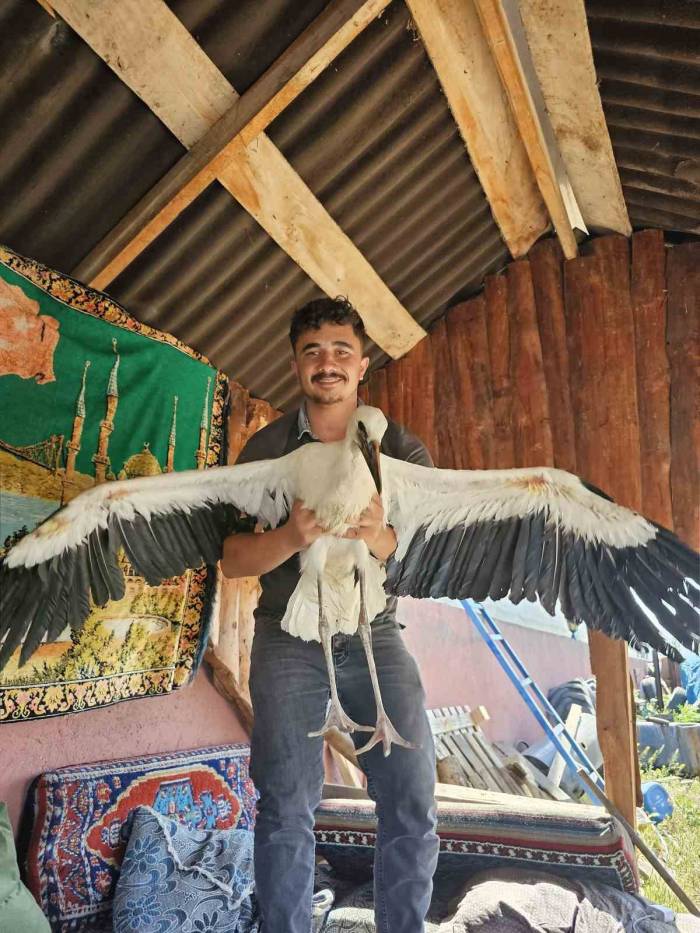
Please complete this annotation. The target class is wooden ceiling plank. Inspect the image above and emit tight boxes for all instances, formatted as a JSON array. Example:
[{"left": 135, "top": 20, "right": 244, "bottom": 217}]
[
  {"left": 406, "top": 0, "right": 549, "bottom": 259},
  {"left": 54, "top": 0, "right": 423, "bottom": 358},
  {"left": 473, "top": 0, "right": 579, "bottom": 259},
  {"left": 518, "top": 0, "right": 632, "bottom": 236},
  {"left": 72, "top": 0, "right": 391, "bottom": 287}
]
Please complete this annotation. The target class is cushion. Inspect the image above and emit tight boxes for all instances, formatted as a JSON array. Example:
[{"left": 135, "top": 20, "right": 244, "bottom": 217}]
[
  {"left": 23, "top": 743, "right": 256, "bottom": 932},
  {"left": 112, "top": 806, "right": 258, "bottom": 933},
  {"left": 314, "top": 791, "right": 639, "bottom": 894},
  {"left": 0, "top": 802, "right": 51, "bottom": 933}
]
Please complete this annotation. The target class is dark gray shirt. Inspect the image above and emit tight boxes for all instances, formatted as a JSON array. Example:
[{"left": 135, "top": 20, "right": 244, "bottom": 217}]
[{"left": 235, "top": 407, "right": 433, "bottom": 625}]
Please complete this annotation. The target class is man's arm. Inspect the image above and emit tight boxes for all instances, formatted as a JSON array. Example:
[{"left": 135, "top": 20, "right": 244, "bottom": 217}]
[{"left": 220, "top": 500, "right": 325, "bottom": 579}]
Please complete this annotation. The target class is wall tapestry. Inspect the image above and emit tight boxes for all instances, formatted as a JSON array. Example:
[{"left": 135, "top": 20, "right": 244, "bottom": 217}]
[{"left": 0, "top": 245, "right": 227, "bottom": 722}]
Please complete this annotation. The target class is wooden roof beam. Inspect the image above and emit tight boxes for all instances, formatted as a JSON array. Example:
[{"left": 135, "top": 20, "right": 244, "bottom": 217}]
[
  {"left": 57, "top": 0, "right": 424, "bottom": 358},
  {"left": 473, "top": 0, "right": 582, "bottom": 259},
  {"left": 406, "top": 0, "right": 550, "bottom": 259},
  {"left": 518, "top": 0, "right": 631, "bottom": 237},
  {"left": 72, "top": 0, "right": 391, "bottom": 289}
]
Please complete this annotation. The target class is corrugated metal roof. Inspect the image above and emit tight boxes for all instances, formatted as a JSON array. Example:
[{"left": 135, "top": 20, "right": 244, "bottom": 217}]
[
  {"left": 1, "top": 0, "right": 697, "bottom": 411},
  {"left": 586, "top": 0, "right": 700, "bottom": 236},
  {"left": 0, "top": 0, "right": 508, "bottom": 410}
]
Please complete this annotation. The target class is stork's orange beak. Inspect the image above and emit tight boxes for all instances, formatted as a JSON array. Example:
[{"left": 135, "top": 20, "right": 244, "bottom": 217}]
[{"left": 357, "top": 422, "right": 382, "bottom": 494}]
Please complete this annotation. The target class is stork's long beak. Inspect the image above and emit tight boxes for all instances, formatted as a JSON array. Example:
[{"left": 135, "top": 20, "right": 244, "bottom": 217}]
[{"left": 358, "top": 421, "right": 382, "bottom": 494}]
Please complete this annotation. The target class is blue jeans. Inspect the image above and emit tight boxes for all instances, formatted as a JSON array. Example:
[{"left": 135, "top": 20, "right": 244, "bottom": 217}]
[{"left": 249, "top": 618, "right": 439, "bottom": 932}]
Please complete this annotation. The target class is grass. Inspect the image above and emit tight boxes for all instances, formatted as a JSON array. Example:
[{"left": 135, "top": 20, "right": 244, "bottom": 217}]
[{"left": 638, "top": 759, "right": 700, "bottom": 914}]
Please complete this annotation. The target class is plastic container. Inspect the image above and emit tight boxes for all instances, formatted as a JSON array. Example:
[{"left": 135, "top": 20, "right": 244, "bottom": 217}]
[{"left": 641, "top": 781, "right": 673, "bottom": 823}]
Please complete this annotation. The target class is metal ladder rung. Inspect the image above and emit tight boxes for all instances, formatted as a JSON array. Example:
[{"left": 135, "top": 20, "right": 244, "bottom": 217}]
[{"left": 461, "top": 599, "right": 604, "bottom": 798}]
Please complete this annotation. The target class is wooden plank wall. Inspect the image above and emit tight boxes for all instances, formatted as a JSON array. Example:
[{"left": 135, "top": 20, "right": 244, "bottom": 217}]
[
  {"left": 364, "top": 230, "right": 698, "bottom": 822},
  {"left": 364, "top": 232, "right": 698, "bottom": 554},
  {"left": 212, "top": 384, "right": 281, "bottom": 703}
]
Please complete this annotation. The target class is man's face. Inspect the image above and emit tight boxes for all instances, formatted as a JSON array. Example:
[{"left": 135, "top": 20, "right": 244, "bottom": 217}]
[{"left": 292, "top": 322, "right": 369, "bottom": 405}]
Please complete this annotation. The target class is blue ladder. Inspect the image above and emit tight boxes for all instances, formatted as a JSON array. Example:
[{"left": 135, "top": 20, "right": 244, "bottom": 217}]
[{"left": 460, "top": 599, "right": 604, "bottom": 802}]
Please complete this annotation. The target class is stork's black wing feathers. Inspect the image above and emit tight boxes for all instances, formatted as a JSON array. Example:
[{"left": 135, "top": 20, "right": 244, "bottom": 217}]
[
  {"left": 0, "top": 456, "right": 294, "bottom": 671},
  {"left": 383, "top": 458, "right": 699, "bottom": 661}
]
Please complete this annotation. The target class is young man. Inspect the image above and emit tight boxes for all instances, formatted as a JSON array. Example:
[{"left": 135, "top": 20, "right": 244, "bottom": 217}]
[{"left": 221, "top": 297, "right": 439, "bottom": 932}]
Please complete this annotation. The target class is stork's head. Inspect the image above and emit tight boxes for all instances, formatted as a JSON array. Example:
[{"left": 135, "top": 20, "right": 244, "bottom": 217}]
[{"left": 350, "top": 405, "right": 387, "bottom": 493}]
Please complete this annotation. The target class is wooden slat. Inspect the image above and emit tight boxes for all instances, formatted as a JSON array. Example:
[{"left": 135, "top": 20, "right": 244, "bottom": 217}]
[
  {"left": 385, "top": 355, "right": 406, "bottom": 427},
  {"left": 484, "top": 277, "right": 514, "bottom": 469},
  {"left": 473, "top": 0, "right": 578, "bottom": 259},
  {"left": 442, "top": 733, "right": 487, "bottom": 789},
  {"left": 518, "top": 0, "right": 631, "bottom": 237},
  {"left": 405, "top": 0, "right": 549, "bottom": 258},
  {"left": 547, "top": 703, "right": 582, "bottom": 788},
  {"left": 55, "top": 0, "right": 425, "bottom": 359},
  {"left": 428, "top": 709, "right": 475, "bottom": 735},
  {"left": 444, "top": 301, "right": 481, "bottom": 469},
  {"left": 507, "top": 259, "right": 553, "bottom": 466},
  {"left": 431, "top": 318, "right": 457, "bottom": 468},
  {"left": 447, "top": 295, "right": 494, "bottom": 470},
  {"left": 72, "top": 0, "right": 389, "bottom": 286},
  {"left": 590, "top": 236, "right": 643, "bottom": 507},
  {"left": 407, "top": 336, "right": 437, "bottom": 460},
  {"left": 666, "top": 242, "right": 700, "bottom": 550},
  {"left": 630, "top": 229, "right": 673, "bottom": 528},
  {"left": 528, "top": 239, "right": 577, "bottom": 473},
  {"left": 368, "top": 367, "right": 389, "bottom": 417}
]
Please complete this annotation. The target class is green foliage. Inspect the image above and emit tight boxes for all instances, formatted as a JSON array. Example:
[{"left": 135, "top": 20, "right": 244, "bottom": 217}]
[
  {"left": 638, "top": 746, "right": 686, "bottom": 780},
  {"left": 638, "top": 768, "right": 700, "bottom": 913},
  {"left": 671, "top": 703, "right": 700, "bottom": 725},
  {"left": 637, "top": 696, "right": 700, "bottom": 725}
]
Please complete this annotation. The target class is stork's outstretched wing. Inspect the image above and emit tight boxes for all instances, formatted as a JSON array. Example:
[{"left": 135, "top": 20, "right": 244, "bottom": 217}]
[
  {"left": 0, "top": 454, "right": 297, "bottom": 670},
  {"left": 381, "top": 458, "right": 699, "bottom": 660}
]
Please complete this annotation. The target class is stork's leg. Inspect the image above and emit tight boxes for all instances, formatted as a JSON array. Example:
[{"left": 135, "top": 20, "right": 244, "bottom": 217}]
[
  {"left": 308, "top": 577, "right": 373, "bottom": 738},
  {"left": 354, "top": 567, "right": 416, "bottom": 757}
]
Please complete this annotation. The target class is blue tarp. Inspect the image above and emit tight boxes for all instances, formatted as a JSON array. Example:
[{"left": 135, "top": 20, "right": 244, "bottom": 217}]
[{"left": 680, "top": 655, "right": 700, "bottom": 704}]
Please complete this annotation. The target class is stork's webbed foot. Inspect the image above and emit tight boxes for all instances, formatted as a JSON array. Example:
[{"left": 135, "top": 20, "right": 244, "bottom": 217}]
[
  {"left": 308, "top": 700, "right": 373, "bottom": 738},
  {"left": 355, "top": 710, "right": 416, "bottom": 757}
]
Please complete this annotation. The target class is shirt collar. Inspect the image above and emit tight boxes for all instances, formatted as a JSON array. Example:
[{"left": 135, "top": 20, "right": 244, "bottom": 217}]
[{"left": 297, "top": 403, "right": 318, "bottom": 441}]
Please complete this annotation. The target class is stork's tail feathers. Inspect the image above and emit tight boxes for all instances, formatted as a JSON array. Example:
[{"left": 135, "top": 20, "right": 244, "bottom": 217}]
[{"left": 281, "top": 559, "right": 387, "bottom": 641}]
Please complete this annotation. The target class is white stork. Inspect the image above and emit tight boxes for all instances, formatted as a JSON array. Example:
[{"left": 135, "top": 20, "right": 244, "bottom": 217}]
[{"left": 1, "top": 405, "right": 698, "bottom": 756}]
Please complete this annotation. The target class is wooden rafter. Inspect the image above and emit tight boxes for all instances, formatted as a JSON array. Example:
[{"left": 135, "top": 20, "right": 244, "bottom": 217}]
[
  {"left": 72, "top": 0, "right": 391, "bottom": 287},
  {"left": 56, "top": 0, "right": 425, "bottom": 359},
  {"left": 518, "top": 0, "right": 631, "bottom": 237},
  {"left": 473, "top": 0, "right": 580, "bottom": 259},
  {"left": 406, "top": 0, "right": 549, "bottom": 259}
]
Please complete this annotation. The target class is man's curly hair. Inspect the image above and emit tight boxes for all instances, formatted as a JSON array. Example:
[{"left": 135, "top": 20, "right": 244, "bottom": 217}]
[{"left": 289, "top": 296, "right": 366, "bottom": 351}]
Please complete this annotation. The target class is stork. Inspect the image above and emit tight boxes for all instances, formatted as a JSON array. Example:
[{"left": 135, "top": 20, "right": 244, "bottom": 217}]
[{"left": 1, "top": 405, "right": 698, "bottom": 756}]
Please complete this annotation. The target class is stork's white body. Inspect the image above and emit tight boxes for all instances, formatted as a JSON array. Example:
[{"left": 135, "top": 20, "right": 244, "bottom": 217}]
[{"left": 281, "top": 435, "right": 388, "bottom": 640}]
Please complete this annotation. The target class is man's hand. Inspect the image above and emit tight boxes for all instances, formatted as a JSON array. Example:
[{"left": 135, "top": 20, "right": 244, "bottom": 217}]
[
  {"left": 284, "top": 499, "right": 326, "bottom": 551},
  {"left": 343, "top": 494, "right": 397, "bottom": 561}
]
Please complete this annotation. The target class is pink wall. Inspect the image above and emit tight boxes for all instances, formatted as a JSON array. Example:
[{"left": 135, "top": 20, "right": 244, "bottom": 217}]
[
  {"left": 0, "top": 666, "right": 247, "bottom": 837},
  {"left": 2, "top": 599, "right": 647, "bottom": 838},
  {"left": 399, "top": 597, "right": 646, "bottom": 747}
]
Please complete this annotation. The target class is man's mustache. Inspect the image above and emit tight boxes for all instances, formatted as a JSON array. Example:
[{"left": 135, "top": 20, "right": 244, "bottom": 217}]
[{"left": 312, "top": 371, "right": 347, "bottom": 382}]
